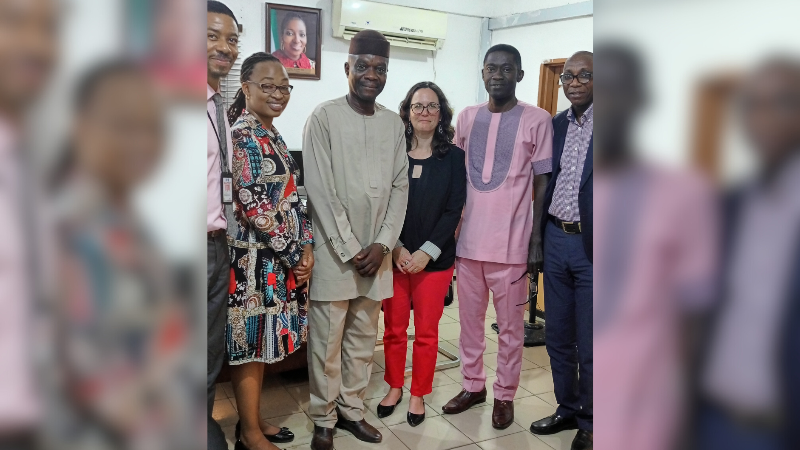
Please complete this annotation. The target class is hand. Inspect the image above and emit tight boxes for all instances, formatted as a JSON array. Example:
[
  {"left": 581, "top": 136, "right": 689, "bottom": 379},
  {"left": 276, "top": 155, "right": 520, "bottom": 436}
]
[
  {"left": 527, "top": 240, "right": 543, "bottom": 275},
  {"left": 293, "top": 244, "right": 314, "bottom": 285},
  {"left": 353, "top": 243, "right": 385, "bottom": 277},
  {"left": 392, "top": 247, "right": 412, "bottom": 273},
  {"left": 404, "top": 250, "right": 431, "bottom": 274}
]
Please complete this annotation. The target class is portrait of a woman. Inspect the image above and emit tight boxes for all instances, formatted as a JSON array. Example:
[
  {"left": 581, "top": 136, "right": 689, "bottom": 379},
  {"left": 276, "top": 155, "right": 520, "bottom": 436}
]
[{"left": 271, "top": 13, "right": 315, "bottom": 71}]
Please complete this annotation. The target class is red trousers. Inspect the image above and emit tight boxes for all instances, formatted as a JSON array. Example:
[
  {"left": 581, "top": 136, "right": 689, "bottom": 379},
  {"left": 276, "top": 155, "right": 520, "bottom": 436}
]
[{"left": 382, "top": 266, "right": 454, "bottom": 397}]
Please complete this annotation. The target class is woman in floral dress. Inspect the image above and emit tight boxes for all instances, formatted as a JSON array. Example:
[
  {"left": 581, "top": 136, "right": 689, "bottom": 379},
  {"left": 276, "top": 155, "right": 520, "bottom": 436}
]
[{"left": 225, "top": 52, "right": 313, "bottom": 450}]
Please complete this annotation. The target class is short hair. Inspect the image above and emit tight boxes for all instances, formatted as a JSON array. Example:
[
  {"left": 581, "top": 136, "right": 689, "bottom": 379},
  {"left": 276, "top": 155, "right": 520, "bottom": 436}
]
[
  {"left": 595, "top": 43, "right": 643, "bottom": 92},
  {"left": 280, "top": 13, "right": 306, "bottom": 34},
  {"left": 484, "top": 44, "right": 522, "bottom": 70},
  {"left": 208, "top": 1, "right": 239, "bottom": 28}
]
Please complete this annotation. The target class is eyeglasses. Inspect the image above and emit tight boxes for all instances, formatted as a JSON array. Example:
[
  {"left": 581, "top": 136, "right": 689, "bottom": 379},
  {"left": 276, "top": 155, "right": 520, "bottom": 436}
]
[
  {"left": 559, "top": 72, "right": 593, "bottom": 85},
  {"left": 410, "top": 103, "right": 440, "bottom": 114},
  {"left": 245, "top": 81, "right": 294, "bottom": 95}
]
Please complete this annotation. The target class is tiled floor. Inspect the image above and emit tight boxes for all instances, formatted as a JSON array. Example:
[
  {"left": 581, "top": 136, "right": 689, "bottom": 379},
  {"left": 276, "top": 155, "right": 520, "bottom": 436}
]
[{"left": 213, "top": 290, "right": 574, "bottom": 450}]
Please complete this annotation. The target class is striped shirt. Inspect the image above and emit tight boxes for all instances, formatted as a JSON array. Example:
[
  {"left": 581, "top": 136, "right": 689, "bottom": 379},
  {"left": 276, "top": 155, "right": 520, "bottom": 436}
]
[{"left": 549, "top": 103, "right": 593, "bottom": 222}]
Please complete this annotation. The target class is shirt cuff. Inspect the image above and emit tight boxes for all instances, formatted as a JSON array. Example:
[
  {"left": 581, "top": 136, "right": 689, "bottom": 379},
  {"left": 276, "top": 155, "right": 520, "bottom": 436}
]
[
  {"left": 330, "top": 235, "right": 362, "bottom": 263},
  {"left": 419, "top": 241, "right": 442, "bottom": 261},
  {"left": 532, "top": 158, "right": 553, "bottom": 176},
  {"left": 395, "top": 239, "right": 404, "bottom": 249}
]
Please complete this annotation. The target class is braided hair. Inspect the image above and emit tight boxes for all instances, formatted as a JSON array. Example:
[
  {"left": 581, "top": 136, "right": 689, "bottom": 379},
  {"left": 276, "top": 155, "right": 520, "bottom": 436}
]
[{"left": 226, "top": 52, "right": 282, "bottom": 126}]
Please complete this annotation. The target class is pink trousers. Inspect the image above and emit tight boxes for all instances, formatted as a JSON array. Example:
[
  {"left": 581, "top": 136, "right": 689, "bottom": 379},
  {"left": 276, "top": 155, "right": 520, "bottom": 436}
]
[{"left": 455, "top": 257, "right": 528, "bottom": 401}]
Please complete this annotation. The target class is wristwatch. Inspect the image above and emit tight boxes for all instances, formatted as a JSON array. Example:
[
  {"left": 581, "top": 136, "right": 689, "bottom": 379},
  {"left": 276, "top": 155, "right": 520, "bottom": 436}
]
[{"left": 379, "top": 243, "right": 391, "bottom": 255}]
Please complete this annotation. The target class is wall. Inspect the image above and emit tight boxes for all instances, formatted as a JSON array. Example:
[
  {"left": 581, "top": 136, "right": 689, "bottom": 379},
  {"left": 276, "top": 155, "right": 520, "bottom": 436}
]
[
  {"left": 596, "top": 0, "right": 800, "bottom": 169},
  {"left": 490, "top": 16, "right": 593, "bottom": 113},
  {"left": 223, "top": 0, "right": 483, "bottom": 149}
]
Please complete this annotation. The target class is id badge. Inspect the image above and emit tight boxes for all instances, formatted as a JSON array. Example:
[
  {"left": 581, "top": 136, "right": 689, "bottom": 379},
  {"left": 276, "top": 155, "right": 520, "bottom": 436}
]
[{"left": 221, "top": 171, "right": 233, "bottom": 204}]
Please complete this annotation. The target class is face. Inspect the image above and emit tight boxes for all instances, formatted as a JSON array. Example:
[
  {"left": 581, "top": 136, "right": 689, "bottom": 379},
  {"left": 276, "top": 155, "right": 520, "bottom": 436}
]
[
  {"left": 345, "top": 54, "right": 388, "bottom": 103},
  {"left": 281, "top": 18, "right": 307, "bottom": 60},
  {"left": 0, "top": 0, "right": 58, "bottom": 113},
  {"left": 562, "top": 55, "right": 593, "bottom": 108},
  {"left": 243, "top": 61, "right": 291, "bottom": 120},
  {"left": 740, "top": 65, "right": 800, "bottom": 167},
  {"left": 593, "top": 52, "right": 643, "bottom": 157},
  {"left": 408, "top": 88, "right": 440, "bottom": 134},
  {"left": 482, "top": 51, "right": 523, "bottom": 101},
  {"left": 75, "top": 73, "right": 165, "bottom": 193},
  {"left": 207, "top": 12, "right": 239, "bottom": 82}
]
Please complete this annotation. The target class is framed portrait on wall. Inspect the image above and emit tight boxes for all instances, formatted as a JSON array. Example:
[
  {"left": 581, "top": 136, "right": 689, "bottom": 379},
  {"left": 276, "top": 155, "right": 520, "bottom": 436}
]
[{"left": 266, "top": 3, "right": 322, "bottom": 80}]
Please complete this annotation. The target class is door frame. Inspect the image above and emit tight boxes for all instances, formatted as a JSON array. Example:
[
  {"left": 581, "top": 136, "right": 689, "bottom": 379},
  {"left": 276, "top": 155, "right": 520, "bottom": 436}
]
[{"left": 538, "top": 58, "right": 567, "bottom": 116}]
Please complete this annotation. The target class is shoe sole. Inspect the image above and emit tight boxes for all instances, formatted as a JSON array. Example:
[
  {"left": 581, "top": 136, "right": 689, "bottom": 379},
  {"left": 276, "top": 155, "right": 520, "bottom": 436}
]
[
  {"left": 492, "top": 419, "right": 514, "bottom": 430},
  {"left": 529, "top": 423, "right": 578, "bottom": 435},
  {"left": 441, "top": 397, "right": 487, "bottom": 414},
  {"left": 333, "top": 423, "right": 382, "bottom": 443}
]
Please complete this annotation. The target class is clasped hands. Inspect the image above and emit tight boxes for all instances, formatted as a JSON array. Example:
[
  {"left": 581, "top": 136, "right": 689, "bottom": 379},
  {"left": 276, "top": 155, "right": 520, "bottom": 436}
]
[
  {"left": 293, "top": 244, "right": 314, "bottom": 286},
  {"left": 392, "top": 246, "right": 430, "bottom": 274}
]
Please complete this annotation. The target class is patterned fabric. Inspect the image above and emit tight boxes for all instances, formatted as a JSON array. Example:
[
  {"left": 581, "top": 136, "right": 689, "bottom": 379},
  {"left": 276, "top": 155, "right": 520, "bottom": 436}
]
[
  {"left": 226, "top": 111, "right": 313, "bottom": 364},
  {"left": 548, "top": 103, "right": 593, "bottom": 222}
]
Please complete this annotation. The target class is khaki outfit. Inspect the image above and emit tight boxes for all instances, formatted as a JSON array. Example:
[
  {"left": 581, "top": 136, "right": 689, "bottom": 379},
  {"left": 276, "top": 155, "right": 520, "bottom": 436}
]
[{"left": 302, "top": 96, "right": 409, "bottom": 427}]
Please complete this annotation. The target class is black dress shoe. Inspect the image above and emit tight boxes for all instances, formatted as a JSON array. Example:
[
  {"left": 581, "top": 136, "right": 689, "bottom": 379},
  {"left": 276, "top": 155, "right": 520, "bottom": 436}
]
[
  {"left": 376, "top": 390, "right": 403, "bottom": 418},
  {"left": 406, "top": 401, "right": 426, "bottom": 427},
  {"left": 571, "top": 429, "right": 593, "bottom": 450},
  {"left": 530, "top": 413, "right": 578, "bottom": 435},
  {"left": 311, "top": 425, "right": 334, "bottom": 450},
  {"left": 235, "top": 420, "right": 295, "bottom": 443},
  {"left": 334, "top": 418, "right": 382, "bottom": 443}
]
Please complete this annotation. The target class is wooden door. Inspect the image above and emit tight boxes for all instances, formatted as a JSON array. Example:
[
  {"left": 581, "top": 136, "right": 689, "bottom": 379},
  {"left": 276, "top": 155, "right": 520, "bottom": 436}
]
[{"left": 538, "top": 58, "right": 567, "bottom": 117}]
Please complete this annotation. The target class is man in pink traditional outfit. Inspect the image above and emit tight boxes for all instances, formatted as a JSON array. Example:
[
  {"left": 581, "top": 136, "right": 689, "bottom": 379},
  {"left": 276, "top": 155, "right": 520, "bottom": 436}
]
[{"left": 441, "top": 44, "right": 553, "bottom": 430}]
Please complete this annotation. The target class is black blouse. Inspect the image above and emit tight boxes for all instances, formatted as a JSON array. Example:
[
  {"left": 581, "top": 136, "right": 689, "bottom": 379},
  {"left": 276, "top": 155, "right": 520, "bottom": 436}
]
[{"left": 399, "top": 144, "right": 467, "bottom": 271}]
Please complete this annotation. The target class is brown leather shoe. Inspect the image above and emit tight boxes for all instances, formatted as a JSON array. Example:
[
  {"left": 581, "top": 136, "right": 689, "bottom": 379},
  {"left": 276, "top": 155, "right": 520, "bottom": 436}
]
[
  {"left": 492, "top": 399, "right": 514, "bottom": 429},
  {"left": 310, "top": 425, "right": 334, "bottom": 450},
  {"left": 334, "top": 418, "right": 382, "bottom": 443},
  {"left": 441, "top": 388, "right": 488, "bottom": 414}
]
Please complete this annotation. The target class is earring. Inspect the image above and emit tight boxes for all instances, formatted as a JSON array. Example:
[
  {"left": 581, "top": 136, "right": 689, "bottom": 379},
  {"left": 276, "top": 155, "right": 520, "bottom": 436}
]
[
  {"left": 407, "top": 122, "right": 413, "bottom": 134},
  {"left": 438, "top": 123, "right": 443, "bottom": 134}
]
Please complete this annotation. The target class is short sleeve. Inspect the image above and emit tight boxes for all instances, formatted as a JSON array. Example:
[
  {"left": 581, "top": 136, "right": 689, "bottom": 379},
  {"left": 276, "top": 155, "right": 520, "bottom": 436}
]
[{"left": 529, "top": 109, "right": 554, "bottom": 176}]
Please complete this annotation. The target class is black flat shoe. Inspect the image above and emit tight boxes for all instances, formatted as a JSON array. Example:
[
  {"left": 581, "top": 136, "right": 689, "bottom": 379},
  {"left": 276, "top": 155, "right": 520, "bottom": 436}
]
[
  {"left": 235, "top": 420, "right": 295, "bottom": 443},
  {"left": 376, "top": 390, "right": 403, "bottom": 418},
  {"left": 406, "top": 409, "right": 425, "bottom": 427}
]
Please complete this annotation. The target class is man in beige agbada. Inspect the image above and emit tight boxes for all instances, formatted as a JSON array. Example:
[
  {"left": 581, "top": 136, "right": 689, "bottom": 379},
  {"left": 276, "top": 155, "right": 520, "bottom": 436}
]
[{"left": 302, "top": 30, "right": 409, "bottom": 450}]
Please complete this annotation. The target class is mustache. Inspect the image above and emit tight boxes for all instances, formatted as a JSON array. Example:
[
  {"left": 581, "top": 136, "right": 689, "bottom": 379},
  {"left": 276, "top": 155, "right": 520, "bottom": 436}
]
[{"left": 210, "top": 52, "right": 232, "bottom": 61}]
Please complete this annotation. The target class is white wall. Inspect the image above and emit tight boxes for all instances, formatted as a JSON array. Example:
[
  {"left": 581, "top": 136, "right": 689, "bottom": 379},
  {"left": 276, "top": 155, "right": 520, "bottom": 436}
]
[
  {"left": 223, "top": 0, "right": 483, "bottom": 149},
  {"left": 596, "top": 0, "right": 800, "bottom": 168},
  {"left": 490, "top": 16, "right": 593, "bottom": 113}
]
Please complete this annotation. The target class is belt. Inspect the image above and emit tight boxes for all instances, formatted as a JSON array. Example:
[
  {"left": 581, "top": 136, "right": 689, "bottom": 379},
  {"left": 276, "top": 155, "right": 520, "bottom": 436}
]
[
  {"left": 549, "top": 215, "right": 581, "bottom": 234},
  {"left": 208, "top": 229, "right": 226, "bottom": 238}
]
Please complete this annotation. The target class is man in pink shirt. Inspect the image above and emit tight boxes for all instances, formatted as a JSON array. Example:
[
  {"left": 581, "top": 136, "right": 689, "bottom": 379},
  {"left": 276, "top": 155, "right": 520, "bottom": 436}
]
[
  {"left": 0, "top": 0, "right": 57, "bottom": 444},
  {"left": 442, "top": 44, "right": 553, "bottom": 430},
  {"left": 206, "top": 2, "right": 239, "bottom": 449}
]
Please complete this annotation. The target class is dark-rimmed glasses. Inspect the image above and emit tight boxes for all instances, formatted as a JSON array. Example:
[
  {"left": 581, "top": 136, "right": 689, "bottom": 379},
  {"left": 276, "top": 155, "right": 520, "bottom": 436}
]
[
  {"left": 245, "top": 81, "right": 294, "bottom": 95},
  {"left": 560, "top": 72, "right": 593, "bottom": 85},
  {"left": 410, "top": 102, "right": 440, "bottom": 114}
]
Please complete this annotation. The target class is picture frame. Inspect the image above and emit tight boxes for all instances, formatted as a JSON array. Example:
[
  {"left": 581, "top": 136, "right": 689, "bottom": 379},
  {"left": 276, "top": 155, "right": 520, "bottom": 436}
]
[{"left": 266, "top": 3, "right": 322, "bottom": 80}]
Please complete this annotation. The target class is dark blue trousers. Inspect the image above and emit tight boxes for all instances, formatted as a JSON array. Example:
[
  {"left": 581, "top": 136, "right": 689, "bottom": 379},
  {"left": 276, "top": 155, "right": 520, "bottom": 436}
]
[{"left": 543, "top": 220, "right": 593, "bottom": 431}]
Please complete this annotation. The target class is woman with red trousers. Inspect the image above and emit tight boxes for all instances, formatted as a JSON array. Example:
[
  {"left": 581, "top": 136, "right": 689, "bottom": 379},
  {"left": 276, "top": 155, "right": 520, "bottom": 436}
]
[{"left": 377, "top": 82, "right": 466, "bottom": 427}]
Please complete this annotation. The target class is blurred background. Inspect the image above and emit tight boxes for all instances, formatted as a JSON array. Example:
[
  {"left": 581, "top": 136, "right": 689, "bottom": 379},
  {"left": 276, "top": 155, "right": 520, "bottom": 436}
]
[
  {"left": 595, "top": 0, "right": 800, "bottom": 449},
  {"left": 0, "top": 0, "right": 205, "bottom": 448},
  {"left": 2, "top": 0, "right": 799, "bottom": 449}
]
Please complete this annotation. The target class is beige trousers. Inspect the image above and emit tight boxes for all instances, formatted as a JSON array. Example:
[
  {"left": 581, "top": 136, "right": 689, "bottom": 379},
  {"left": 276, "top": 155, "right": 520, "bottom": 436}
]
[{"left": 306, "top": 297, "right": 382, "bottom": 428}]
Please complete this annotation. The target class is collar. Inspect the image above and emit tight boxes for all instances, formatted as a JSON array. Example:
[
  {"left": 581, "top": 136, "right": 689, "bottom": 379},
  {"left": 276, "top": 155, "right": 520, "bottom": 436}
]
[
  {"left": 567, "top": 102, "right": 593, "bottom": 126},
  {"left": 240, "top": 110, "right": 278, "bottom": 139},
  {"left": 207, "top": 83, "right": 219, "bottom": 101}
]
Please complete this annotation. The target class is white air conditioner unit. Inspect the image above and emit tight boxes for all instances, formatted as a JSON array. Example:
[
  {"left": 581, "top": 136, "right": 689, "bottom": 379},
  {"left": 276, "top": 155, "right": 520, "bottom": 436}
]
[{"left": 332, "top": 0, "right": 447, "bottom": 51}]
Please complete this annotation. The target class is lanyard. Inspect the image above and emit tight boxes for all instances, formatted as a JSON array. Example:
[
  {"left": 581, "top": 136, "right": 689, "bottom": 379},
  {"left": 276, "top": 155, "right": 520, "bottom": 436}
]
[{"left": 208, "top": 110, "right": 229, "bottom": 173}]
